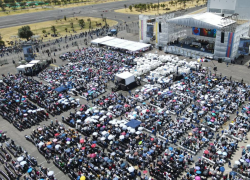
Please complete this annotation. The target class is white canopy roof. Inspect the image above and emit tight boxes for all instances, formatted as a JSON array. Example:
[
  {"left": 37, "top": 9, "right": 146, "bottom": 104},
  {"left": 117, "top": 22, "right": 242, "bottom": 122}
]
[
  {"left": 16, "top": 65, "right": 27, "bottom": 69},
  {"left": 91, "top": 36, "right": 150, "bottom": 52},
  {"left": 25, "top": 64, "right": 35, "bottom": 67},
  {"left": 116, "top": 72, "right": 134, "bottom": 79},
  {"left": 29, "top": 60, "right": 40, "bottom": 64},
  {"left": 167, "top": 12, "right": 236, "bottom": 30},
  {"left": 91, "top": 36, "right": 115, "bottom": 44}
]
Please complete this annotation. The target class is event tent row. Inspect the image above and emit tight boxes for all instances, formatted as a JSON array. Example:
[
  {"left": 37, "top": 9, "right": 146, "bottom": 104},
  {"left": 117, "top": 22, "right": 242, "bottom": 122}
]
[{"left": 91, "top": 36, "right": 151, "bottom": 52}]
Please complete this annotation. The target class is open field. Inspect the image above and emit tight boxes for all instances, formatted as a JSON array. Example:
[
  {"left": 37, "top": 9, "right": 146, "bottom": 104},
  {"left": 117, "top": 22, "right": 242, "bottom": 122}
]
[
  {"left": 0, "top": 0, "right": 122, "bottom": 17},
  {"left": 0, "top": 17, "right": 117, "bottom": 43},
  {"left": 115, "top": 0, "right": 206, "bottom": 15}
]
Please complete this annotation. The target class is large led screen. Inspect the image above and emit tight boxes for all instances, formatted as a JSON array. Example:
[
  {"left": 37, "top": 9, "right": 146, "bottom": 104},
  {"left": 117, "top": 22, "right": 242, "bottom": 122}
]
[{"left": 192, "top": 27, "right": 217, "bottom": 38}]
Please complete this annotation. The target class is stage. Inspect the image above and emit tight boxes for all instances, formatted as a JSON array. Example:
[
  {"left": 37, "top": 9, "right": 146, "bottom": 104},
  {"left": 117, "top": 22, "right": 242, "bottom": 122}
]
[
  {"left": 139, "top": 12, "right": 250, "bottom": 61},
  {"left": 165, "top": 44, "right": 214, "bottom": 59}
]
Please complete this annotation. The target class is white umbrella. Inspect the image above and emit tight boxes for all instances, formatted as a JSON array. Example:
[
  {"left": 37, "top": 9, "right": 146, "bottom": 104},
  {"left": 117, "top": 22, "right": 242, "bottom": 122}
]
[
  {"left": 100, "top": 137, "right": 106, "bottom": 141},
  {"left": 94, "top": 110, "right": 99, "bottom": 113},
  {"left": 138, "top": 127, "right": 144, "bottom": 131},
  {"left": 130, "top": 129, "right": 135, "bottom": 133},
  {"left": 17, "top": 157, "right": 24, "bottom": 162},
  {"left": 119, "top": 135, "right": 124, "bottom": 140},
  {"left": 76, "top": 111, "right": 81, "bottom": 115},
  {"left": 240, "top": 159, "right": 245, "bottom": 162},
  {"left": 128, "top": 166, "right": 135, "bottom": 172},
  {"left": 38, "top": 142, "right": 44, "bottom": 148},
  {"left": 222, "top": 152, "right": 227, "bottom": 156},
  {"left": 119, "top": 123, "right": 125, "bottom": 127},
  {"left": 136, "top": 131, "right": 142, "bottom": 135},
  {"left": 76, "top": 120, "right": 81, "bottom": 123},
  {"left": 47, "top": 171, "right": 54, "bottom": 176},
  {"left": 108, "top": 135, "right": 114, "bottom": 140},
  {"left": 55, "top": 145, "right": 61, "bottom": 149},
  {"left": 92, "top": 132, "right": 98, "bottom": 136},
  {"left": 20, "top": 161, "right": 27, "bottom": 166},
  {"left": 111, "top": 152, "right": 116, "bottom": 156},
  {"left": 101, "top": 131, "right": 108, "bottom": 135},
  {"left": 217, "top": 151, "right": 222, "bottom": 155},
  {"left": 235, "top": 161, "right": 240, "bottom": 165},
  {"left": 66, "top": 141, "right": 70, "bottom": 145}
]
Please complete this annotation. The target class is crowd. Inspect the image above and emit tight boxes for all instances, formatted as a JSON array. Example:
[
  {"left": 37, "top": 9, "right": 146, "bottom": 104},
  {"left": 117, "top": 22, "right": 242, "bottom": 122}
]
[
  {"left": 233, "top": 146, "right": 250, "bottom": 178},
  {"left": 0, "top": 43, "right": 250, "bottom": 180},
  {"left": 0, "top": 138, "right": 56, "bottom": 180}
]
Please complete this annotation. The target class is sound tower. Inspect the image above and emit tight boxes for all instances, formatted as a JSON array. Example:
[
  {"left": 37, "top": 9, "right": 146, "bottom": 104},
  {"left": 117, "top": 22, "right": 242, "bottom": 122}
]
[{"left": 221, "top": 32, "right": 224, "bottom": 43}]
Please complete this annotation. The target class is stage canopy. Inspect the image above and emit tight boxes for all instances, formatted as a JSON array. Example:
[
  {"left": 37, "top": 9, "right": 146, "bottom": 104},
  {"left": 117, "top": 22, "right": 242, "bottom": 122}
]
[
  {"left": 115, "top": 72, "right": 135, "bottom": 86},
  {"left": 91, "top": 36, "right": 151, "bottom": 52},
  {"left": 167, "top": 12, "right": 236, "bottom": 30}
]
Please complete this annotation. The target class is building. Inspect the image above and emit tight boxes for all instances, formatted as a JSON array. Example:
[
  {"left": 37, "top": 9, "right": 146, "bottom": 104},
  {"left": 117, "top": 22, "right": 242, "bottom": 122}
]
[{"left": 207, "top": 0, "right": 250, "bottom": 20}]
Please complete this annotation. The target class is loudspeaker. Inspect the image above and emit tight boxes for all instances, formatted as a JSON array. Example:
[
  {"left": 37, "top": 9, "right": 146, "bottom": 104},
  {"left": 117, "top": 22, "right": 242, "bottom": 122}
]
[
  {"left": 159, "top": 23, "right": 162, "bottom": 33},
  {"left": 221, "top": 32, "right": 224, "bottom": 43},
  {"left": 218, "top": 58, "right": 222, "bottom": 63},
  {"left": 213, "top": 67, "right": 217, "bottom": 71}
]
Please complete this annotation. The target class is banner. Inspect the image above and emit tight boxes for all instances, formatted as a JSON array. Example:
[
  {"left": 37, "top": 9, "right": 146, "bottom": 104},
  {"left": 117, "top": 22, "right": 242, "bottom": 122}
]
[
  {"left": 146, "top": 24, "right": 154, "bottom": 38},
  {"left": 155, "top": 22, "right": 158, "bottom": 43},
  {"left": 23, "top": 45, "right": 35, "bottom": 61},
  {"left": 226, "top": 32, "right": 234, "bottom": 58},
  {"left": 238, "top": 38, "right": 250, "bottom": 55}
]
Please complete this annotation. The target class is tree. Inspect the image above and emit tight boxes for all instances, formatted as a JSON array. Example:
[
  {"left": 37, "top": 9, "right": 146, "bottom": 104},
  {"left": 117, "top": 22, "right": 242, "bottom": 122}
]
[
  {"left": 0, "top": 1, "right": 6, "bottom": 11},
  {"left": 51, "top": 25, "right": 57, "bottom": 35},
  {"left": 65, "top": 27, "right": 68, "bottom": 32},
  {"left": 147, "top": 4, "right": 150, "bottom": 11},
  {"left": 70, "top": 22, "right": 74, "bottom": 28},
  {"left": 29, "top": 2, "right": 36, "bottom": 7},
  {"left": 64, "top": 15, "right": 66, "bottom": 21},
  {"left": 18, "top": 26, "right": 33, "bottom": 41},
  {"left": 42, "top": 29, "right": 46, "bottom": 34},
  {"left": 78, "top": 19, "right": 85, "bottom": 28},
  {"left": 87, "top": 18, "right": 91, "bottom": 30},
  {"left": 196, "top": 0, "right": 199, "bottom": 5},
  {"left": 10, "top": 3, "right": 17, "bottom": 10},
  {"left": 124, "top": 4, "right": 126, "bottom": 9},
  {"left": 20, "top": 2, "right": 26, "bottom": 7},
  {"left": 129, "top": 5, "right": 132, "bottom": 11}
]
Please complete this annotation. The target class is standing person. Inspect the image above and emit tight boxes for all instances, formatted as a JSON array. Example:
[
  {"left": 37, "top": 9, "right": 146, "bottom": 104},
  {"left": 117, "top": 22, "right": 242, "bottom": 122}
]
[{"left": 228, "top": 160, "right": 231, "bottom": 168}]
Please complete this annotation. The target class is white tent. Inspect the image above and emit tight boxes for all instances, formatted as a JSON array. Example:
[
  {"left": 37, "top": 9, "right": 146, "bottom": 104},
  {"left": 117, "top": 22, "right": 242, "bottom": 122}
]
[
  {"left": 91, "top": 36, "right": 151, "bottom": 52},
  {"left": 91, "top": 36, "right": 115, "bottom": 45},
  {"left": 29, "top": 60, "right": 40, "bottom": 64},
  {"left": 115, "top": 72, "right": 135, "bottom": 86},
  {"left": 167, "top": 12, "right": 236, "bottom": 30}
]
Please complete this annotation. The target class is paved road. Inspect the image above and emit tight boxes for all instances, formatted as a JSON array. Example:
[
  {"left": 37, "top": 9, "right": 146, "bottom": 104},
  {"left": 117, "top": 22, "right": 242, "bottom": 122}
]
[{"left": 0, "top": 0, "right": 169, "bottom": 29}]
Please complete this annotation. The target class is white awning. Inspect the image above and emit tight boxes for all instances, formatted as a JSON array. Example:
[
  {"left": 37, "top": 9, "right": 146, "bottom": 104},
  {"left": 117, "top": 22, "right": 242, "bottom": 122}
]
[
  {"left": 29, "top": 60, "right": 40, "bottom": 64},
  {"left": 91, "top": 36, "right": 115, "bottom": 44},
  {"left": 167, "top": 12, "right": 236, "bottom": 29},
  {"left": 25, "top": 64, "right": 35, "bottom": 67},
  {"left": 91, "top": 36, "right": 151, "bottom": 52}
]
